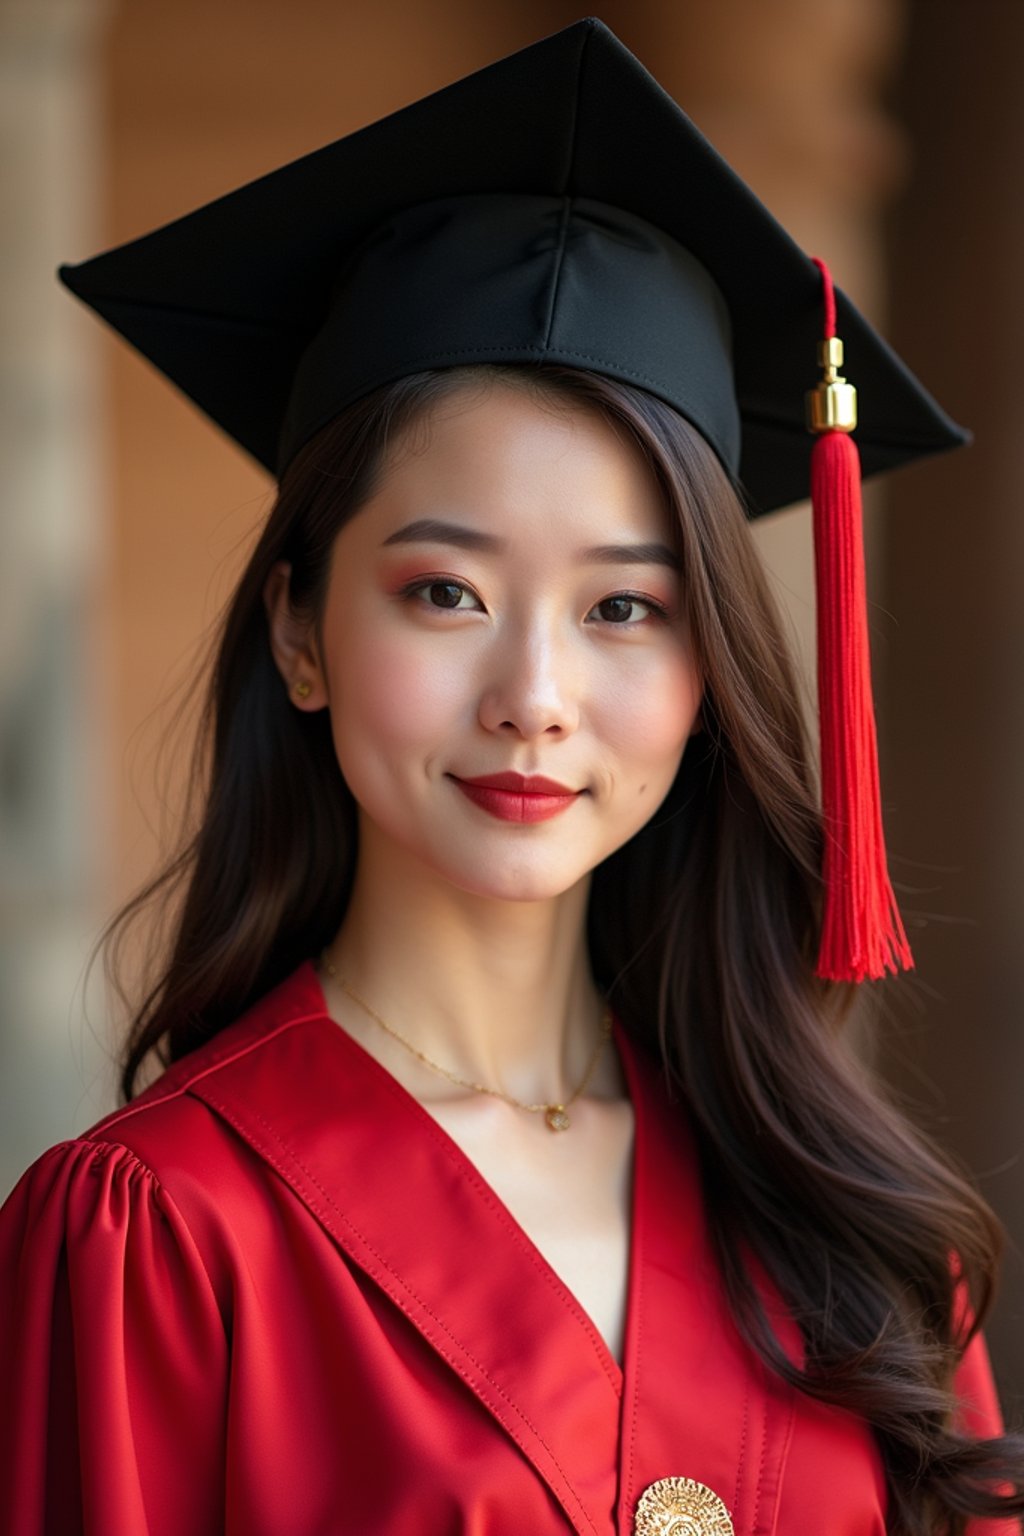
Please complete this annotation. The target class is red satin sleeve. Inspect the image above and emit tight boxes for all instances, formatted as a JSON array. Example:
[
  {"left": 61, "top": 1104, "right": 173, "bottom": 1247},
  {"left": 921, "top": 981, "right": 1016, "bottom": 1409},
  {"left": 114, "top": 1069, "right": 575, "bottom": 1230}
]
[
  {"left": 0, "top": 1138, "right": 228, "bottom": 1536},
  {"left": 956, "top": 1330, "right": 1020, "bottom": 1536}
]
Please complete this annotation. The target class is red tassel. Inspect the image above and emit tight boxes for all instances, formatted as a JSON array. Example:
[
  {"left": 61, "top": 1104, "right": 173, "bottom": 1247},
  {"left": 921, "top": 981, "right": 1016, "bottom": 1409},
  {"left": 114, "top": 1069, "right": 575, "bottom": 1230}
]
[{"left": 809, "top": 258, "right": 913, "bottom": 982}]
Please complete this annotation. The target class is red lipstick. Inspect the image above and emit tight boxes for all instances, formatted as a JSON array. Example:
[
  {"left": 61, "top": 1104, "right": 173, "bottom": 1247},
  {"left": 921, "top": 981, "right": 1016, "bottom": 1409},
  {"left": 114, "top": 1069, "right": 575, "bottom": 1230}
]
[{"left": 451, "top": 771, "right": 582, "bottom": 823}]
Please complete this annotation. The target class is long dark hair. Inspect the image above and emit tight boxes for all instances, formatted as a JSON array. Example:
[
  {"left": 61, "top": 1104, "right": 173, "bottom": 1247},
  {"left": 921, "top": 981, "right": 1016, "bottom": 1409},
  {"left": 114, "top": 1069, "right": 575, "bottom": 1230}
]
[{"left": 103, "top": 364, "right": 1022, "bottom": 1534}]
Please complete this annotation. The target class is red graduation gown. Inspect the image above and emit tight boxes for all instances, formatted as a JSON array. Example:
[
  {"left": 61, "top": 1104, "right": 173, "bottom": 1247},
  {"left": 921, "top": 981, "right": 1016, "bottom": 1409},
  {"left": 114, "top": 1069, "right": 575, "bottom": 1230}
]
[{"left": 0, "top": 961, "right": 1009, "bottom": 1535}]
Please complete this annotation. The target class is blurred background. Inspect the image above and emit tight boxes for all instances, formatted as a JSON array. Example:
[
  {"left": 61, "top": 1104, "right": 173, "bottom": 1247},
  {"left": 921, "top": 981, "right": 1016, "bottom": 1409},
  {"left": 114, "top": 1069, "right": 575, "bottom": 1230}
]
[{"left": 2, "top": 0, "right": 1022, "bottom": 1401}]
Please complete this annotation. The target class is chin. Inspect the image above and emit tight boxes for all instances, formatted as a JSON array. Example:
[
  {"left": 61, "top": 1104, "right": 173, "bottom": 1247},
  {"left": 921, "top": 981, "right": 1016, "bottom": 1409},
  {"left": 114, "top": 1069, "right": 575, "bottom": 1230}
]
[
  {"left": 355, "top": 800, "right": 640, "bottom": 905},
  {"left": 430, "top": 850, "right": 593, "bottom": 906}
]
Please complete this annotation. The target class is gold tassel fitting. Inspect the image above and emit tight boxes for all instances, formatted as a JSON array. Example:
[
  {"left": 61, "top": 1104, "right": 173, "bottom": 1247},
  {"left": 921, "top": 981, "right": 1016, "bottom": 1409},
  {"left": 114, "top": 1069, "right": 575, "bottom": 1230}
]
[{"left": 806, "top": 334, "right": 857, "bottom": 434}]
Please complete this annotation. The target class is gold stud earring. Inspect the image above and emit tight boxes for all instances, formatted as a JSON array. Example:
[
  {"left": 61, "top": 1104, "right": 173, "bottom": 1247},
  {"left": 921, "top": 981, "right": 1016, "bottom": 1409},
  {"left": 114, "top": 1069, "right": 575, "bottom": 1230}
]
[{"left": 293, "top": 679, "right": 312, "bottom": 700}]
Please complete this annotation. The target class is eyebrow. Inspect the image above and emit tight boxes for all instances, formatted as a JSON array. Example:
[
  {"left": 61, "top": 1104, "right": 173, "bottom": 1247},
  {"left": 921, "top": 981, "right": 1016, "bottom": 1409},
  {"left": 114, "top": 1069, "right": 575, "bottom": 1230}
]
[
  {"left": 382, "top": 518, "right": 500, "bottom": 553},
  {"left": 381, "top": 518, "right": 680, "bottom": 570}
]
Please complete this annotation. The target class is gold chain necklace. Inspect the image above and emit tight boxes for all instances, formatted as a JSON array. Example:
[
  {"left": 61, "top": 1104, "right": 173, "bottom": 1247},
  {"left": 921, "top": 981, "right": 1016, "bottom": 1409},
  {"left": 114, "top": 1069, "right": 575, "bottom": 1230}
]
[{"left": 320, "top": 950, "right": 612, "bottom": 1132}]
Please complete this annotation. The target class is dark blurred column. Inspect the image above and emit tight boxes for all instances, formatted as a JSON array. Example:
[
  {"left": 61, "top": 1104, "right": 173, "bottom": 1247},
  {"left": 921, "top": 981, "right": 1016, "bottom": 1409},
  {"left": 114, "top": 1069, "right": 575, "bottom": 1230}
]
[{"left": 885, "top": 1, "right": 1024, "bottom": 1402}]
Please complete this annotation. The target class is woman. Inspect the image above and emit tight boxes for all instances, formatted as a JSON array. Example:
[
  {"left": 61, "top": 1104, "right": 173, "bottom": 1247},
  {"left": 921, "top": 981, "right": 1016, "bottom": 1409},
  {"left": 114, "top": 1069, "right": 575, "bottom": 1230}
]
[{"left": 1, "top": 19, "right": 1021, "bottom": 1536}]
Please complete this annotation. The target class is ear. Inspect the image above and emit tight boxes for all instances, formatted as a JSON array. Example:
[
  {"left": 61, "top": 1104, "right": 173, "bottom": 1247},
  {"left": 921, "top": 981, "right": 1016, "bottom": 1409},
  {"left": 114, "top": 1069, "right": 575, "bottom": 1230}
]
[{"left": 263, "top": 561, "right": 329, "bottom": 711}]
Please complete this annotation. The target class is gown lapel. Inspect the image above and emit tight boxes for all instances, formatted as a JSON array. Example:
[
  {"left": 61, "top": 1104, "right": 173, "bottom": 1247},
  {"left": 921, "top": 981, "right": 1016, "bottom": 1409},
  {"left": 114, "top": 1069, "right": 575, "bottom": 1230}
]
[{"left": 189, "top": 963, "right": 796, "bottom": 1536}]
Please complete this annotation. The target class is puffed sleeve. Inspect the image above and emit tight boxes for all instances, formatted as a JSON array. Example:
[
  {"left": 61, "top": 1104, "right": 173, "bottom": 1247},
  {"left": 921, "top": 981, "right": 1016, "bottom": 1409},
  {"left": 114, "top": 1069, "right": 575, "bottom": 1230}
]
[{"left": 0, "top": 1138, "right": 228, "bottom": 1535}]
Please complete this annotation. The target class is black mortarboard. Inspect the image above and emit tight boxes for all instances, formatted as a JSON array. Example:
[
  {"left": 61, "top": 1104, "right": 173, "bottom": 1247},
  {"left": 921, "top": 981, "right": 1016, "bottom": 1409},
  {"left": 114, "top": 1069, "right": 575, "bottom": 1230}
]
[
  {"left": 57, "top": 16, "right": 964, "bottom": 515},
  {"left": 58, "top": 18, "right": 969, "bottom": 983}
]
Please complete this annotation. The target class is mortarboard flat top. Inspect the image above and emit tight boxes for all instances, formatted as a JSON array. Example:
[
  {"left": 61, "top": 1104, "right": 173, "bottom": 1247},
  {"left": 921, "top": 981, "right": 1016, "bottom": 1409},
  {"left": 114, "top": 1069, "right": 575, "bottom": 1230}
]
[{"left": 58, "top": 17, "right": 966, "bottom": 514}]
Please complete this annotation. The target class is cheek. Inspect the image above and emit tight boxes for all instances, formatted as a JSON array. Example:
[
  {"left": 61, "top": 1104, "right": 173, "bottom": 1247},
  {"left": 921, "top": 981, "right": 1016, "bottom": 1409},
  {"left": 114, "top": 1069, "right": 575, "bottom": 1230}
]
[
  {"left": 595, "top": 651, "right": 702, "bottom": 769},
  {"left": 325, "top": 625, "right": 469, "bottom": 758}
]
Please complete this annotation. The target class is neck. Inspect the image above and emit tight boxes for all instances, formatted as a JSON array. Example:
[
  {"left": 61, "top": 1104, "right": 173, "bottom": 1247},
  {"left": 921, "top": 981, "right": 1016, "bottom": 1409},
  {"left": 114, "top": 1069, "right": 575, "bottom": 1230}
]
[{"left": 323, "top": 826, "right": 607, "bottom": 1105}]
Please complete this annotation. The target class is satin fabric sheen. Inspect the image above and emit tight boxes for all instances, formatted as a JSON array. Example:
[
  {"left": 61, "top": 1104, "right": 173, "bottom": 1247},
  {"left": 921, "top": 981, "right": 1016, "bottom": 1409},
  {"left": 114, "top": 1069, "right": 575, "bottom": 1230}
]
[{"left": 0, "top": 961, "right": 1010, "bottom": 1534}]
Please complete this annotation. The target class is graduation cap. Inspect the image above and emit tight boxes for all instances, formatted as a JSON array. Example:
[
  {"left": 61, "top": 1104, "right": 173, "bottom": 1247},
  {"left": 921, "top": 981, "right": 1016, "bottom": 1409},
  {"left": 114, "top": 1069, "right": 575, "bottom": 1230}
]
[{"left": 58, "top": 17, "right": 967, "bottom": 982}]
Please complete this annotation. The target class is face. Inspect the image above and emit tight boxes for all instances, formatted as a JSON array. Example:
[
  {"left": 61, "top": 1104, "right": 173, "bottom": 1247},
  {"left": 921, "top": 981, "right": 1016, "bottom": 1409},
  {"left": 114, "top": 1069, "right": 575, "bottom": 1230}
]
[{"left": 280, "top": 380, "right": 702, "bottom": 905}]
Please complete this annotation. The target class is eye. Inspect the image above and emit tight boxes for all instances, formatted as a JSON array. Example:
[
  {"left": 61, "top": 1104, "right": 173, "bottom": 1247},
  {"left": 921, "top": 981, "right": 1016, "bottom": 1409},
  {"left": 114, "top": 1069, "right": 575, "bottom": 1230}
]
[
  {"left": 590, "top": 593, "right": 668, "bottom": 626},
  {"left": 403, "top": 578, "right": 484, "bottom": 611}
]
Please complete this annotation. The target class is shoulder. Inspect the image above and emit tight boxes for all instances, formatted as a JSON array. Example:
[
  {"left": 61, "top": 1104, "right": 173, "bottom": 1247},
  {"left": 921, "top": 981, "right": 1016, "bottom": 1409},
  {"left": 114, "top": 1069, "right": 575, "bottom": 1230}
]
[
  {"left": 81, "top": 958, "right": 331, "bottom": 1175},
  {"left": 2, "top": 961, "right": 332, "bottom": 1250},
  {"left": 1, "top": 960, "right": 338, "bottom": 1341}
]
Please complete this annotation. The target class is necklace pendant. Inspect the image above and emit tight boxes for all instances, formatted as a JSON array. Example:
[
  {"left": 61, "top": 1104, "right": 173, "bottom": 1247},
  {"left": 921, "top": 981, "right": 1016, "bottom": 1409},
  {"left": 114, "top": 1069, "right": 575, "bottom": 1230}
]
[{"left": 545, "top": 1105, "right": 571, "bottom": 1132}]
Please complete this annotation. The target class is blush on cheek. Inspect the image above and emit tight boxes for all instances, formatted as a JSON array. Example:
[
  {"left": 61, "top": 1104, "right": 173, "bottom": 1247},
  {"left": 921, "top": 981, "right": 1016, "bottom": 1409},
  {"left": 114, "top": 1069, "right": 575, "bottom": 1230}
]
[
  {"left": 597, "top": 661, "right": 701, "bottom": 762},
  {"left": 332, "top": 635, "right": 466, "bottom": 752}
]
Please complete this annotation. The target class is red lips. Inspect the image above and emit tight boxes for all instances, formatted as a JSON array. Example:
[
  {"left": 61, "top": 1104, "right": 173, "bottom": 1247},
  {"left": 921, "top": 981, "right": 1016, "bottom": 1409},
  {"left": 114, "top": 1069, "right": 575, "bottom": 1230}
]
[
  {"left": 451, "top": 771, "right": 582, "bottom": 823},
  {"left": 458, "top": 771, "right": 577, "bottom": 795}
]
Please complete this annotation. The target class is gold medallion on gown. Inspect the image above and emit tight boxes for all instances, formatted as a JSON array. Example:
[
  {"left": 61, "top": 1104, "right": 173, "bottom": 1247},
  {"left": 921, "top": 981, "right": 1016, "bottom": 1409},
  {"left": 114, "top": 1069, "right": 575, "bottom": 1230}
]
[{"left": 633, "top": 1477, "right": 734, "bottom": 1536}]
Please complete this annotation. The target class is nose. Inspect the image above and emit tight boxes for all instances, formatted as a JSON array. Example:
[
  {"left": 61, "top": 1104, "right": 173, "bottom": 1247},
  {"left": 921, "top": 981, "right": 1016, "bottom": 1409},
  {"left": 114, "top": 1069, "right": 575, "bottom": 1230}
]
[{"left": 476, "top": 620, "right": 581, "bottom": 741}]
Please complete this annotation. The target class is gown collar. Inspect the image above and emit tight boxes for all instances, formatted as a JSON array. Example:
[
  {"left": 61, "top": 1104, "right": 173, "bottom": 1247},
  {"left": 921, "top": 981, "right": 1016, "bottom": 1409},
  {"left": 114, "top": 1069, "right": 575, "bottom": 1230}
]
[{"left": 185, "top": 960, "right": 795, "bottom": 1536}]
